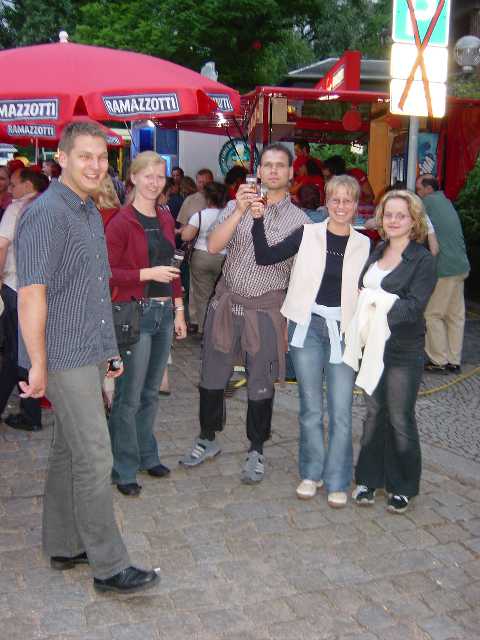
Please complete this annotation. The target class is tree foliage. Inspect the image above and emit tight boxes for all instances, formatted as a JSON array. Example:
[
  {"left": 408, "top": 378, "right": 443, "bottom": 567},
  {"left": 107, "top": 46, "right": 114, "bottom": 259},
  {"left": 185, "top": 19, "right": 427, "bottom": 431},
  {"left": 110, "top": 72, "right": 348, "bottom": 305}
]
[
  {"left": 1, "top": 0, "right": 392, "bottom": 90},
  {"left": 450, "top": 74, "right": 480, "bottom": 99},
  {"left": 312, "top": 143, "right": 368, "bottom": 173},
  {"left": 456, "top": 156, "right": 480, "bottom": 244},
  {"left": 73, "top": 0, "right": 310, "bottom": 90},
  {"left": 294, "top": 0, "right": 391, "bottom": 61},
  {"left": 455, "top": 155, "right": 480, "bottom": 297},
  {"left": 0, "top": 1, "right": 88, "bottom": 48},
  {"left": 257, "top": 30, "right": 317, "bottom": 86}
]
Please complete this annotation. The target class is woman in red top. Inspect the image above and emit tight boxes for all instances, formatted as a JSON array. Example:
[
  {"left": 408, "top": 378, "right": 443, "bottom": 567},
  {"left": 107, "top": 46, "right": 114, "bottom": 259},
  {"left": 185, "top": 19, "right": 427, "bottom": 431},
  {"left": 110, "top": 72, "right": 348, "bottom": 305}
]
[{"left": 106, "top": 151, "right": 187, "bottom": 497}]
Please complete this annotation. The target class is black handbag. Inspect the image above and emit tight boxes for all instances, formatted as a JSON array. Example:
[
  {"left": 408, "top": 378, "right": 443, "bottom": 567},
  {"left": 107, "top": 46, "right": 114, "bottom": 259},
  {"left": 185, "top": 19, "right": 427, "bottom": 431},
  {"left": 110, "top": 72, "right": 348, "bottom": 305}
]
[
  {"left": 182, "top": 210, "right": 202, "bottom": 264},
  {"left": 111, "top": 297, "right": 141, "bottom": 350}
]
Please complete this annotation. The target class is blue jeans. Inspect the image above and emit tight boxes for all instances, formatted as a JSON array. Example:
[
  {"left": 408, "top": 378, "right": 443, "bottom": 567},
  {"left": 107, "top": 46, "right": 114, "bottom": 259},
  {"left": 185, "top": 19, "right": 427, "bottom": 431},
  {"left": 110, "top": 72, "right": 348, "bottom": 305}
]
[
  {"left": 289, "top": 315, "right": 355, "bottom": 492},
  {"left": 109, "top": 299, "right": 174, "bottom": 484}
]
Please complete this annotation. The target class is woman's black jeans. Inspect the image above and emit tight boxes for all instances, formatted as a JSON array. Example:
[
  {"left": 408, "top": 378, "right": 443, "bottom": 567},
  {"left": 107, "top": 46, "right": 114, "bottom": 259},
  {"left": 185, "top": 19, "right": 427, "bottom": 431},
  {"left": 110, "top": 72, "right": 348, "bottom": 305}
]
[{"left": 355, "top": 353, "right": 423, "bottom": 498}]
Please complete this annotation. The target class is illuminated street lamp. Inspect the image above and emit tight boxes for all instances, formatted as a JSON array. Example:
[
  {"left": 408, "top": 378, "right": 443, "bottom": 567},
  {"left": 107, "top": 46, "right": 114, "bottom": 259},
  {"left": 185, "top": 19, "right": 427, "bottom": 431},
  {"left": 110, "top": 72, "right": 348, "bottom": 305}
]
[{"left": 454, "top": 35, "right": 480, "bottom": 73}]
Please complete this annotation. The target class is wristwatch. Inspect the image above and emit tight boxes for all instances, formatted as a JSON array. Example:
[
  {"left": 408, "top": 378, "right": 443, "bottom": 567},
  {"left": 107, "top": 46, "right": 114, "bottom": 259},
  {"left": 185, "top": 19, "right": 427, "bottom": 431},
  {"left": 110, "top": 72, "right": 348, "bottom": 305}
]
[{"left": 108, "top": 358, "right": 123, "bottom": 371}]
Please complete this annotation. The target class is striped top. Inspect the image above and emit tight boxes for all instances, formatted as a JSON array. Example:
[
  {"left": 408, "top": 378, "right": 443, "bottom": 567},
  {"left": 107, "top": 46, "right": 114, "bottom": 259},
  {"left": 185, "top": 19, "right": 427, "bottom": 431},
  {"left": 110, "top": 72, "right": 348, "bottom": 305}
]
[
  {"left": 214, "top": 196, "right": 310, "bottom": 298},
  {"left": 15, "top": 179, "right": 118, "bottom": 371}
]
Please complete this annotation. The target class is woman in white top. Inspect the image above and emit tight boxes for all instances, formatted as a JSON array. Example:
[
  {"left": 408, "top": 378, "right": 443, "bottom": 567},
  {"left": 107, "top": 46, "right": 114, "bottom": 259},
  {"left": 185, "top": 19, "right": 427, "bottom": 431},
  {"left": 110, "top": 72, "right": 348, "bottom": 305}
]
[
  {"left": 251, "top": 175, "right": 370, "bottom": 507},
  {"left": 351, "top": 190, "right": 437, "bottom": 514},
  {"left": 181, "top": 182, "right": 228, "bottom": 332}
]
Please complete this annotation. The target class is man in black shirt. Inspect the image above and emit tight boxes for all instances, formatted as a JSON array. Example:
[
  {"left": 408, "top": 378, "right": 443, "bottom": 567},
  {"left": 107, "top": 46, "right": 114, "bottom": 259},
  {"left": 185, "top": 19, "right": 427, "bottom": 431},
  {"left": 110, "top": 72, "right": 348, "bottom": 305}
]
[{"left": 15, "top": 121, "right": 158, "bottom": 593}]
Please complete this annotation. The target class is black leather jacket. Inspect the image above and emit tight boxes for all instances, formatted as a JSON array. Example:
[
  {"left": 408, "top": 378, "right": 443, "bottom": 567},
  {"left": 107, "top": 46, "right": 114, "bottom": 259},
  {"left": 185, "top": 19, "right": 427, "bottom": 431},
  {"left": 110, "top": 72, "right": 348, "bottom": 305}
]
[{"left": 358, "top": 240, "right": 437, "bottom": 357}]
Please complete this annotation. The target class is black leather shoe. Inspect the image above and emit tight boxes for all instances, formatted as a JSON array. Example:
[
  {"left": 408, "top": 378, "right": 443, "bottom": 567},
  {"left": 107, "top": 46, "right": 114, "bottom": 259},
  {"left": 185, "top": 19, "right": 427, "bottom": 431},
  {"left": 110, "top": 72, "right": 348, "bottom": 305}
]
[
  {"left": 4, "top": 413, "right": 42, "bottom": 432},
  {"left": 51, "top": 551, "right": 88, "bottom": 570},
  {"left": 424, "top": 361, "right": 448, "bottom": 373},
  {"left": 147, "top": 463, "right": 170, "bottom": 478},
  {"left": 446, "top": 363, "right": 461, "bottom": 373},
  {"left": 93, "top": 566, "right": 159, "bottom": 593},
  {"left": 116, "top": 483, "right": 142, "bottom": 497}
]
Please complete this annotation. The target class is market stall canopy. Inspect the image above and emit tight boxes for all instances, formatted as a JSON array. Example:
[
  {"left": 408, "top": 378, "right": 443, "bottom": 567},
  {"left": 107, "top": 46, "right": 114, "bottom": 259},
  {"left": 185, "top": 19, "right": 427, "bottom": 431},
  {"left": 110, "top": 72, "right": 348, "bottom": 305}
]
[
  {"left": 0, "top": 117, "right": 124, "bottom": 148},
  {"left": 239, "top": 85, "right": 480, "bottom": 200},
  {"left": 0, "top": 36, "right": 241, "bottom": 127}
]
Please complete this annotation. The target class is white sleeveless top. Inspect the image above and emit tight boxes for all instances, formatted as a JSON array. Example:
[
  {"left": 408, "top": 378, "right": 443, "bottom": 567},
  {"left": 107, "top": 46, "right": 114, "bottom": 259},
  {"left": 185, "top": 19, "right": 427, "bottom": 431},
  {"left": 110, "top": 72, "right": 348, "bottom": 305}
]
[{"left": 363, "top": 261, "right": 393, "bottom": 290}]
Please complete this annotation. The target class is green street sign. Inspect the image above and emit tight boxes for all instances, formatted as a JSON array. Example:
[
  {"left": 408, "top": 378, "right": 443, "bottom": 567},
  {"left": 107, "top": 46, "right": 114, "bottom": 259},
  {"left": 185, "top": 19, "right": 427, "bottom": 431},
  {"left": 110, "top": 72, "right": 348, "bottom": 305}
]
[{"left": 392, "top": 0, "right": 451, "bottom": 47}]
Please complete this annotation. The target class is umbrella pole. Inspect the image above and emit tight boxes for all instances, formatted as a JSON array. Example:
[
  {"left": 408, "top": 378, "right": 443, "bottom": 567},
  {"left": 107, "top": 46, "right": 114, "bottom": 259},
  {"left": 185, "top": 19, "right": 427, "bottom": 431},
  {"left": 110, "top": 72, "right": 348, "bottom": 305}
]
[
  {"left": 124, "top": 121, "right": 138, "bottom": 154},
  {"left": 118, "top": 147, "right": 124, "bottom": 179},
  {"left": 224, "top": 128, "right": 248, "bottom": 170}
]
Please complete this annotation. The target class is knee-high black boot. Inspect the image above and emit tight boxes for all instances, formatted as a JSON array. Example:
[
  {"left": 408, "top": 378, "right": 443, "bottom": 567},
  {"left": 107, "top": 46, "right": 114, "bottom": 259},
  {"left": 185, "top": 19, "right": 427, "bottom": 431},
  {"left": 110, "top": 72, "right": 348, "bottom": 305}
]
[
  {"left": 199, "top": 387, "right": 225, "bottom": 440},
  {"left": 246, "top": 397, "right": 274, "bottom": 454}
]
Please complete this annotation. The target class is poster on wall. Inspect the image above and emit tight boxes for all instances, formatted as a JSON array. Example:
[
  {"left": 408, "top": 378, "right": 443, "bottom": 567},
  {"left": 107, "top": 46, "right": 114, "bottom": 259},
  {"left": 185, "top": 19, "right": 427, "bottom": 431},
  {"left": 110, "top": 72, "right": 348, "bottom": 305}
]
[
  {"left": 218, "top": 138, "right": 259, "bottom": 176},
  {"left": 418, "top": 132, "right": 439, "bottom": 176},
  {"left": 390, "top": 132, "right": 439, "bottom": 185},
  {"left": 391, "top": 133, "right": 408, "bottom": 185}
]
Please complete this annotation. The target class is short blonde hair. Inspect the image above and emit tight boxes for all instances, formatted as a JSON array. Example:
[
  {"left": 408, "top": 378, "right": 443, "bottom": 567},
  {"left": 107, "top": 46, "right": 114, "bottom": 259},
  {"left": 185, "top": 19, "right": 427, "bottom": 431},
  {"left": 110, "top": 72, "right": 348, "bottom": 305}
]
[
  {"left": 130, "top": 150, "right": 165, "bottom": 176},
  {"left": 94, "top": 175, "right": 120, "bottom": 209},
  {"left": 375, "top": 190, "right": 427, "bottom": 242},
  {"left": 325, "top": 174, "right": 360, "bottom": 204},
  {"left": 59, "top": 121, "right": 107, "bottom": 153}
]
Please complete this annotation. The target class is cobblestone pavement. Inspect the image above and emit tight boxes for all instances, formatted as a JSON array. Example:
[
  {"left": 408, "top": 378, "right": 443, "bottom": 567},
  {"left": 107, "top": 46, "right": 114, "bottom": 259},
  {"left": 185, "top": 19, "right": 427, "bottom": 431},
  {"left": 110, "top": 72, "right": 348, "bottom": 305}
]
[{"left": 0, "top": 316, "right": 479, "bottom": 640}]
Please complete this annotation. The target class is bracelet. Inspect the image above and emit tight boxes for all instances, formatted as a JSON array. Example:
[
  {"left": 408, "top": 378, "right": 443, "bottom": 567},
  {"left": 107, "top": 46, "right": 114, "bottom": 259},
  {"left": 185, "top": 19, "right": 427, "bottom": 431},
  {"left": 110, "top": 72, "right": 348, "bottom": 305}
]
[{"left": 175, "top": 305, "right": 185, "bottom": 312}]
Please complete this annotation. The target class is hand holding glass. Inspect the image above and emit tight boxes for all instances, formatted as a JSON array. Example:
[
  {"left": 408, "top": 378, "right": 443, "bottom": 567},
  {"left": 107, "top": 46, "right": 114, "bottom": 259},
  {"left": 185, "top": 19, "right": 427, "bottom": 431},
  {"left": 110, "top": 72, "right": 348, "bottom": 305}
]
[{"left": 170, "top": 249, "right": 185, "bottom": 269}]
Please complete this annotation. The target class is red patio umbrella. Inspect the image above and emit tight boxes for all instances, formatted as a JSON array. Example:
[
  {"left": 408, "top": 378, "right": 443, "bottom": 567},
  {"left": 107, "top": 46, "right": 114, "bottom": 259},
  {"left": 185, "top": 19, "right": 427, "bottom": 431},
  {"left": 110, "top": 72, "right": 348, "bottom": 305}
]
[
  {"left": 0, "top": 36, "right": 240, "bottom": 128},
  {"left": 0, "top": 118, "right": 124, "bottom": 148}
]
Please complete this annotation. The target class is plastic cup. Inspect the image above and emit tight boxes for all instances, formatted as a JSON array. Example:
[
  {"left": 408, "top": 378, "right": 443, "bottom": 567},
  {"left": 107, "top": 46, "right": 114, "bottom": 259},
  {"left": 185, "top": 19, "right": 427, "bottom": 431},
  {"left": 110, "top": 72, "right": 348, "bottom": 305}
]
[{"left": 170, "top": 249, "right": 185, "bottom": 268}]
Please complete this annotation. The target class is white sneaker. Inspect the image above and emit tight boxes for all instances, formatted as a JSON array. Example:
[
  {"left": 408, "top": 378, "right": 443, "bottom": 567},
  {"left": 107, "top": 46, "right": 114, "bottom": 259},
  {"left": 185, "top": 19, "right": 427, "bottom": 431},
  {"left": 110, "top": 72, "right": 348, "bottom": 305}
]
[
  {"left": 179, "top": 438, "right": 221, "bottom": 467},
  {"left": 241, "top": 451, "right": 265, "bottom": 484},
  {"left": 327, "top": 491, "right": 348, "bottom": 508},
  {"left": 352, "top": 485, "right": 376, "bottom": 505},
  {"left": 296, "top": 479, "right": 324, "bottom": 500}
]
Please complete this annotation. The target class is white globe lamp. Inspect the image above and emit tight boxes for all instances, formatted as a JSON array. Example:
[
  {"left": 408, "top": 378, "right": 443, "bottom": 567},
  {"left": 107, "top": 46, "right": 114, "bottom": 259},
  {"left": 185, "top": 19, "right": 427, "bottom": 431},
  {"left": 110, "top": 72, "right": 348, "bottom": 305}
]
[{"left": 454, "top": 35, "right": 480, "bottom": 73}]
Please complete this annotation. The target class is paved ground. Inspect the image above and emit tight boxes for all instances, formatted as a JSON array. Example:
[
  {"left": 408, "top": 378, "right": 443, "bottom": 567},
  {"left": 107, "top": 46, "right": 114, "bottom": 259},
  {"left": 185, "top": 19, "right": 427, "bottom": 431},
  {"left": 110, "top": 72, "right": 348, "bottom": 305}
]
[{"left": 0, "top": 313, "right": 479, "bottom": 640}]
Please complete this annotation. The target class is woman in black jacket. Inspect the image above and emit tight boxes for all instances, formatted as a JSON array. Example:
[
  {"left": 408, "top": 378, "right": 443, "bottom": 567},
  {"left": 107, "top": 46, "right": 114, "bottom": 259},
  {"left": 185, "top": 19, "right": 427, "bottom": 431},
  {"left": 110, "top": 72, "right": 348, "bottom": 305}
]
[{"left": 351, "top": 190, "right": 437, "bottom": 514}]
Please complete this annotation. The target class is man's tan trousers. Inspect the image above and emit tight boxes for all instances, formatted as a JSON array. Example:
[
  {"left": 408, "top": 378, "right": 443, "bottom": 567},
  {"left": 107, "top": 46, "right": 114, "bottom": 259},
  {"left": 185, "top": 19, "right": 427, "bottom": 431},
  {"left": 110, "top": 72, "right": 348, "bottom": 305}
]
[{"left": 425, "top": 272, "right": 469, "bottom": 366}]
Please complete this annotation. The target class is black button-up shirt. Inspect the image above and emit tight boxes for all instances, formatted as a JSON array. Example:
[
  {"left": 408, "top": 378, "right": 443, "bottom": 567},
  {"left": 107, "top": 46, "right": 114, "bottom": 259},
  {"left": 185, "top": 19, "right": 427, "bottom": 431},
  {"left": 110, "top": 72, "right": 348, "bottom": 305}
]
[{"left": 15, "top": 179, "right": 118, "bottom": 371}]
